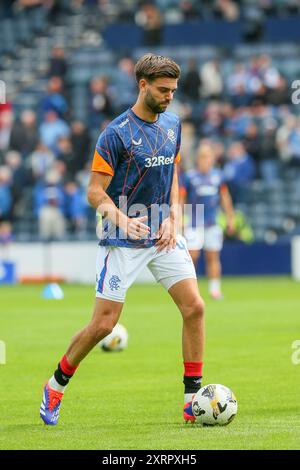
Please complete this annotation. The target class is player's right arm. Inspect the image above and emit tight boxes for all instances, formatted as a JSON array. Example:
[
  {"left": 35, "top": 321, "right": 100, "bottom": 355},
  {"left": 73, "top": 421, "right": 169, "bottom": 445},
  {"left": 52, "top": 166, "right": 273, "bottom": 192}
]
[{"left": 88, "top": 133, "right": 149, "bottom": 241}]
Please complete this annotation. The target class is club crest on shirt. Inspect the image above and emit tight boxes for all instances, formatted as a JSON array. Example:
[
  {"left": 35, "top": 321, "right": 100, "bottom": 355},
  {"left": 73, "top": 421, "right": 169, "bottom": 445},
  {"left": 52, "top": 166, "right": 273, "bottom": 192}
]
[
  {"left": 109, "top": 275, "right": 121, "bottom": 291},
  {"left": 167, "top": 128, "right": 176, "bottom": 144}
]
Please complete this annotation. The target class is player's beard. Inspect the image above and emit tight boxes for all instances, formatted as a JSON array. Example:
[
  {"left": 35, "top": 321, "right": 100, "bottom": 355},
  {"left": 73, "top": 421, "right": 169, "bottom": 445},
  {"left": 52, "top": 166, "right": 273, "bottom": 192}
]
[{"left": 144, "top": 89, "right": 169, "bottom": 114}]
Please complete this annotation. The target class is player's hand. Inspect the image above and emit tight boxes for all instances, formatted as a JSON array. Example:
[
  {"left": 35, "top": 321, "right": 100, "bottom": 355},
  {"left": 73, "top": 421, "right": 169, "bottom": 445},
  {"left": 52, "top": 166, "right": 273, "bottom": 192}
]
[
  {"left": 124, "top": 215, "right": 150, "bottom": 240},
  {"left": 155, "top": 217, "right": 177, "bottom": 253}
]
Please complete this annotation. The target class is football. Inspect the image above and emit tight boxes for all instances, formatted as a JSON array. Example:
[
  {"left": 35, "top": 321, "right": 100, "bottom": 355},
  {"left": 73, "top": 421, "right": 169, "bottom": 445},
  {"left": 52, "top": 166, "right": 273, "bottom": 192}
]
[
  {"left": 98, "top": 323, "right": 128, "bottom": 352},
  {"left": 192, "top": 384, "right": 237, "bottom": 426}
]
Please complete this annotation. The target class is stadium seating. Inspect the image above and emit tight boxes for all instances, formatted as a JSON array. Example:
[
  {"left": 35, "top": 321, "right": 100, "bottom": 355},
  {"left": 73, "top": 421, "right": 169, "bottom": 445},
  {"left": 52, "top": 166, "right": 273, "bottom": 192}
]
[{"left": 1, "top": 0, "right": 300, "bottom": 244}]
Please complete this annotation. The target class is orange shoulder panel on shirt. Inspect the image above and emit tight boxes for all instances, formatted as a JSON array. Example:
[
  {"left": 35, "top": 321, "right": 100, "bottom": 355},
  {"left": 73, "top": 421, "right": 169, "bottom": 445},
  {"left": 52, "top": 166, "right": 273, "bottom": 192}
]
[
  {"left": 220, "top": 184, "right": 228, "bottom": 194},
  {"left": 175, "top": 152, "right": 181, "bottom": 163},
  {"left": 91, "top": 149, "right": 114, "bottom": 176}
]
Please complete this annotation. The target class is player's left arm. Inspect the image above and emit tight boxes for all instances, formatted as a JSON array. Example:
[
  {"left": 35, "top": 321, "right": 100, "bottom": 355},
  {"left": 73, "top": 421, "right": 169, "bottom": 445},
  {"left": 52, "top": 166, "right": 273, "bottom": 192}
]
[
  {"left": 220, "top": 184, "right": 235, "bottom": 235},
  {"left": 155, "top": 163, "right": 180, "bottom": 252}
]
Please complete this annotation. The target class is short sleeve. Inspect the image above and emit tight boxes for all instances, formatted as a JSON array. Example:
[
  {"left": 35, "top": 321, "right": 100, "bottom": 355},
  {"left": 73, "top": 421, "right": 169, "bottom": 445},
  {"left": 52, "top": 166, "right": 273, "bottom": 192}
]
[
  {"left": 220, "top": 183, "right": 229, "bottom": 195},
  {"left": 175, "top": 121, "right": 181, "bottom": 164},
  {"left": 92, "top": 127, "right": 123, "bottom": 176}
]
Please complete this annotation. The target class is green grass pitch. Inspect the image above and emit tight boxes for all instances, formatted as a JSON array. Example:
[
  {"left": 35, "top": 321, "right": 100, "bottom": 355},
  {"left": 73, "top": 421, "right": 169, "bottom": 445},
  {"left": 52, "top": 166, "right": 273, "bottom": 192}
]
[{"left": 0, "top": 277, "right": 300, "bottom": 450}]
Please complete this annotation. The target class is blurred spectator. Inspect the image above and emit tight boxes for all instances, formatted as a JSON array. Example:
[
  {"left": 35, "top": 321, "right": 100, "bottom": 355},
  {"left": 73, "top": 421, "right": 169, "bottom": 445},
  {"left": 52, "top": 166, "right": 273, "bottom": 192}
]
[
  {"left": 57, "top": 136, "right": 77, "bottom": 178},
  {"left": 211, "top": 139, "right": 226, "bottom": 168},
  {"left": 89, "top": 76, "right": 114, "bottom": 129},
  {"left": 70, "top": 121, "right": 91, "bottom": 172},
  {"left": 259, "top": 119, "right": 280, "bottom": 184},
  {"left": 200, "top": 102, "right": 224, "bottom": 137},
  {"left": 17, "top": 0, "right": 48, "bottom": 43},
  {"left": 41, "top": 76, "right": 68, "bottom": 118},
  {"left": 46, "top": 0, "right": 81, "bottom": 20},
  {"left": 179, "top": 0, "right": 201, "bottom": 20},
  {"left": 0, "top": 166, "right": 13, "bottom": 221},
  {"left": 246, "top": 57, "right": 267, "bottom": 103},
  {"left": 0, "top": 221, "right": 13, "bottom": 245},
  {"left": 223, "top": 106, "right": 252, "bottom": 138},
  {"left": 28, "top": 143, "right": 56, "bottom": 181},
  {"left": 250, "top": 100, "right": 272, "bottom": 126},
  {"left": 243, "top": 122, "right": 262, "bottom": 169},
  {"left": 286, "top": 0, "right": 300, "bottom": 15},
  {"left": 9, "top": 109, "right": 39, "bottom": 157},
  {"left": 64, "top": 180, "right": 88, "bottom": 233},
  {"left": 226, "top": 63, "right": 249, "bottom": 107},
  {"left": 266, "top": 76, "right": 290, "bottom": 106},
  {"left": 76, "top": 161, "right": 93, "bottom": 221},
  {"left": 5, "top": 150, "right": 26, "bottom": 205},
  {"left": 214, "top": 0, "right": 240, "bottom": 21},
  {"left": 136, "top": 2, "right": 163, "bottom": 46},
  {"left": 257, "top": 55, "right": 290, "bottom": 105},
  {"left": 0, "top": 104, "right": 14, "bottom": 156},
  {"left": 181, "top": 59, "right": 201, "bottom": 101},
  {"left": 113, "top": 57, "right": 137, "bottom": 112},
  {"left": 48, "top": 46, "right": 68, "bottom": 80},
  {"left": 243, "top": 109, "right": 280, "bottom": 181},
  {"left": 242, "top": 2, "right": 264, "bottom": 42},
  {"left": 223, "top": 141, "right": 255, "bottom": 202},
  {"left": 259, "top": 55, "right": 281, "bottom": 89},
  {"left": 258, "top": 0, "right": 276, "bottom": 17},
  {"left": 39, "top": 110, "right": 70, "bottom": 154},
  {"left": 34, "top": 169, "right": 66, "bottom": 240},
  {"left": 52, "top": 158, "right": 68, "bottom": 182},
  {"left": 200, "top": 61, "right": 223, "bottom": 99}
]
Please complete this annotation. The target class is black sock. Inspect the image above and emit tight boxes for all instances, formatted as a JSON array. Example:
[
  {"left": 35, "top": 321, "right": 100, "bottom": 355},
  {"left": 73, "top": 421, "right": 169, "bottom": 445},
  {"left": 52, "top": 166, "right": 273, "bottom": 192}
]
[
  {"left": 54, "top": 363, "right": 73, "bottom": 387},
  {"left": 183, "top": 375, "right": 202, "bottom": 394}
]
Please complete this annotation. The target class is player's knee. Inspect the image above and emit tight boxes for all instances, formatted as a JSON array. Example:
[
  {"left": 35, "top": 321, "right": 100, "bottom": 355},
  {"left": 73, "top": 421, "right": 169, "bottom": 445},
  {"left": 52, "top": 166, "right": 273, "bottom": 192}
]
[
  {"left": 193, "top": 298, "right": 205, "bottom": 319},
  {"left": 183, "top": 297, "right": 205, "bottom": 322}
]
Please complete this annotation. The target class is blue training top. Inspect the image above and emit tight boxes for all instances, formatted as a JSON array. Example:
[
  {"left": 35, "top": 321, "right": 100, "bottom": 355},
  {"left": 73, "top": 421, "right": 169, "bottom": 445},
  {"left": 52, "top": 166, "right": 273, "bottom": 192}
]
[{"left": 92, "top": 108, "right": 181, "bottom": 247}]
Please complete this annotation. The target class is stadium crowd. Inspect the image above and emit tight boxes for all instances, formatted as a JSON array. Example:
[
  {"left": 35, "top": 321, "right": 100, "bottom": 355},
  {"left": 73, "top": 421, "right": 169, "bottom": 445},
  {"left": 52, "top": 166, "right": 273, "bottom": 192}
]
[
  {"left": 1, "top": 0, "right": 300, "bottom": 242},
  {"left": 3, "top": 1, "right": 300, "bottom": 19}
]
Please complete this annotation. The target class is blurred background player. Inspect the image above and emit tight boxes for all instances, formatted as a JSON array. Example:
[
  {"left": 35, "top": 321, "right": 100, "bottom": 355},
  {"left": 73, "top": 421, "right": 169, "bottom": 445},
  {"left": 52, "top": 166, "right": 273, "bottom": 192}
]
[{"left": 180, "top": 141, "right": 235, "bottom": 300}]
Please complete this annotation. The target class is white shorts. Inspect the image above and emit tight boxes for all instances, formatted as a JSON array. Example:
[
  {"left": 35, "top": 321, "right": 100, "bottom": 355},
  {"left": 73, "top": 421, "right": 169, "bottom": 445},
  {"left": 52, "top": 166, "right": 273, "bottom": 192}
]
[
  {"left": 95, "top": 235, "right": 197, "bottom": 302},
  {"left": 185, "top": 225, "right": 223, "bottom": 252}
]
